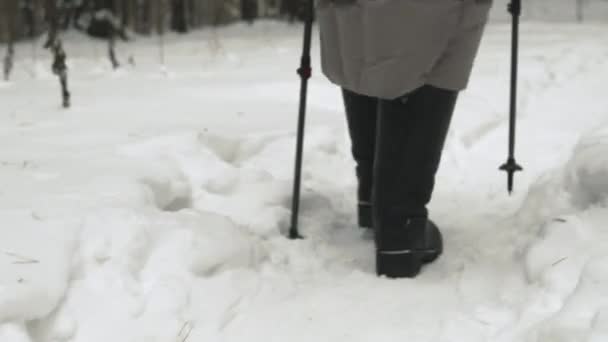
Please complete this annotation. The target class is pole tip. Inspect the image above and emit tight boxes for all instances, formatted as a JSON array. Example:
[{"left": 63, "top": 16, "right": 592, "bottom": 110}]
[
  {"left": 289, "top": 230, "right": 304, "bottom": 240},
  {"left": 500, "top": 159, "right": 523, "bottom": 194}
]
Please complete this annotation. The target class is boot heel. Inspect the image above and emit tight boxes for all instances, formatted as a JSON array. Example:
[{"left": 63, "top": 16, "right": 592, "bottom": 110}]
[{"left": 376, "top": 250, "right": 423, "bottom": 278}]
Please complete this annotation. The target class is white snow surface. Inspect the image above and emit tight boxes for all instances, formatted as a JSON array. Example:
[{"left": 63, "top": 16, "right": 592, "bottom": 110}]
[{"left": 1, "top": 21, "right": 608, "bottom": 341}]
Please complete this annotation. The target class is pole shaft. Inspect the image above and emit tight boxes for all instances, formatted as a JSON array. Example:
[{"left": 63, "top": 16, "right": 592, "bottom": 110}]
[
  {"left": 508, "top": 0, "right": 520, "bottom": 159},
  {"left": 500, "top": 0, "right": 523, "bottom": 194},
  {"left": 289, "top": 0, "right": 314, "bottom": 239},
  {"left": 290, "top": 76, "right": 308, "bottom": 238}
]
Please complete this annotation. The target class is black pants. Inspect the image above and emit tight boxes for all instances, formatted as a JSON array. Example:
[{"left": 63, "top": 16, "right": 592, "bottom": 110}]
[{"left": 342, "top": 85, "right": 458, "bottom": 229}]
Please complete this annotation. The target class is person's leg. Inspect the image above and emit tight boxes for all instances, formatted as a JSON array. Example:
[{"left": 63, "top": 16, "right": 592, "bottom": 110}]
[
  {"left": 373, "top": 85, "right": 458, "bottom": 278},
  {"left": 342, "top": 88, "right": 378, "bottom": 228}
]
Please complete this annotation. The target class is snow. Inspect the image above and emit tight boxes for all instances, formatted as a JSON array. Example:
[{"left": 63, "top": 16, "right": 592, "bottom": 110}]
[
  {"left": 489, "top": 0, "right": 608, "bottom": 22},
  {"left": 1, "top": 19, "right": 608, "bottom": 341}
]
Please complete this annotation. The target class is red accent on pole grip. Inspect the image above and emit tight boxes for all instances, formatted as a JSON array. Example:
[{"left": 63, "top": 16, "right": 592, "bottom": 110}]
[{"left": 298, "top": 67, "right": 312, "bottom": 79}]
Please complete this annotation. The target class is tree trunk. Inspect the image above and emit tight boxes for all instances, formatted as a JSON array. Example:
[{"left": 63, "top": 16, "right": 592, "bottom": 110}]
[
  {"left": 241, "top": 0, "right": 258, "bottom": 23},
  {"left": 155, "top": 0, "right": 166, "bottom": 35},
  {"left": 2, "top": 0, "right": 17, "bottom": 80},
  {"left": 44, "top": 0, "right": 59, "bottom": 48},
  {"left": 577, "top": 0, "right": 585, "bottom": 22},
  {"left": 171, "top": 0, "right": 188, "bottom": 33}
]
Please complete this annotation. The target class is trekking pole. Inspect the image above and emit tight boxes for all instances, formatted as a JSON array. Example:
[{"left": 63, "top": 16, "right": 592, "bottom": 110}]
[
  {"left": 44, "top": 0, "right": 70, "bottom": 108},
  {"left": 500, "top": 0, "right": 523, "bottom": 194},
  {"left": 3, "top": 5, "right": 15, "bottom": 81},
  {"left": 3, "top": 42, "right": 14, "bottom": 81},
  {"left": 108, "top": 29, "right": 120, "bottom": 69},
  {"left": 159, "top": 30, "right": 165, "bottom": 67},
  {"left": 289, "top": 0, "right": 314, "bottom": 239},
  {"left": 51, "top": 39, "right": 71, "bottom": 108}
]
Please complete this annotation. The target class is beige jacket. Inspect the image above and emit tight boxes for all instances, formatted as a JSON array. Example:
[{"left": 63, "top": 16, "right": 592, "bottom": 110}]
[{"left": 318, "top": 0, "right": 493, "bottom": 99}]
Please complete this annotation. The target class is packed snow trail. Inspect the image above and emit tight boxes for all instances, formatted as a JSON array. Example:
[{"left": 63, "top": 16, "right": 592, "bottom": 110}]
[{"left": 1, "top": 22, "right": 608, "bottom": 342}]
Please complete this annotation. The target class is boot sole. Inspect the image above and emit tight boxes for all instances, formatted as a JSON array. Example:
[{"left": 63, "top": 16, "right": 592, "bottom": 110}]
[
  {"left": 421, "top": 231, "right": 443, "bottom": 264},
  {"left": 421, "top": 220, "right": 444, "bottom": 264},
  {"left": 376, "top": 249, "right": 439, "bottom": 278},
  {"left": 374, "top": 223, "right": 443, "bottom": 276}
]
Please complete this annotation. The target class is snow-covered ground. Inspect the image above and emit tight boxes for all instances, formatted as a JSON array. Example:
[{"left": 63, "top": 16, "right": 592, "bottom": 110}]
[
  {"left": 489, "top": 0, "right": 608, "bottom": 22},
  {"left": 1, "top": 20, "right": 608, "bottom": 342}
]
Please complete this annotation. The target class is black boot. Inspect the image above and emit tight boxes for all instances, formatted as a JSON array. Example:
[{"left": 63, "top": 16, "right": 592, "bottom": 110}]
[
  {"left": 373, "top": 85, "right": 458, "bottom": 278},
  {"left": 342, "top": 88, "right": 378, "bottom": 229},
  {"left": 376, "top": 218, "right": 444, "bottom": 277}
]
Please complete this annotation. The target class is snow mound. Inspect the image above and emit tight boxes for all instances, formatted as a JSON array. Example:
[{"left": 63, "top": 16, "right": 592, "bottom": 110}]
[
  {"left": 518, "top": 124, "right": 608, "bottom": 224},
  {"left": 0, "top": 211, "right": 78, "bottom": 322},
  {"left": 0, "top": 323, "right": 31, "bottom": 342},
  {"left": 564, "top": 126, "right": 608, "bottom": 209},
  {"left": 533, "top": 253, "right": 608, "bottom": 342},
  {"left": 519, "top": 125, "right": 608, "bottom": 340}
]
